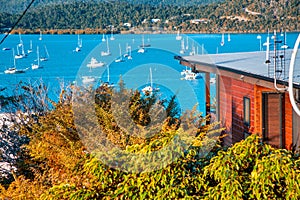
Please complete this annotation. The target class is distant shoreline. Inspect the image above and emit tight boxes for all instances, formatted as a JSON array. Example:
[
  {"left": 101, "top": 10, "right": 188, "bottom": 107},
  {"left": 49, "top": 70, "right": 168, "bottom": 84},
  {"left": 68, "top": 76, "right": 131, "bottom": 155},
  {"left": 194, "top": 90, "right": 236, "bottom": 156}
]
[{"left": 2, "top": 28, "right": 299, "bottom": 35}]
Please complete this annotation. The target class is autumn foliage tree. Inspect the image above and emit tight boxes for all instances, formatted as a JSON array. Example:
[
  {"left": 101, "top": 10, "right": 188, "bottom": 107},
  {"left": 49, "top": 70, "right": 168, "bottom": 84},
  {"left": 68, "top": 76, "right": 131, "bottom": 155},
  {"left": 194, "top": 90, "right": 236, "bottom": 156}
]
[{"left": 0, "top": 82, "right": 300, "bottom": 199}]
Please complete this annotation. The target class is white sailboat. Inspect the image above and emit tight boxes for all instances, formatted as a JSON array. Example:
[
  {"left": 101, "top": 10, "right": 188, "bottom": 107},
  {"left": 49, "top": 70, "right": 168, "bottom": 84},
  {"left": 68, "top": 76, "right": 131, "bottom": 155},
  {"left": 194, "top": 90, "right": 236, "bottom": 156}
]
[
  {"left": 189, "top": 42, "right": 196, "bottom": 56},
  {"left": 101, "top": 64, "right": 114, "bottom": 88},
  {"left": 264, "top": 36, "right": 271, "bottom": 64},
  {"left": 32, "top": 46, "right": 41, "bottom": 70},
  {"left": 183, "top": 72, "right": 202, "bottom": 80},
  {"left": 87, "top": 57, "right": 105, "bottom": 69},
  {"left": 15, "top": 45, "right": 22, "bottom": 59},
  {"left": 82, "top": 76, "right": 95, "bottom": 84},
  {"left": 123, "top": 43, "right": 132, "bottom": 59},
  {"left": 137, "top": 47, "right": 145, "bottom": 53},
  {"left": 139, "top": 34, "right": 151, "bottom": 48},
  {"left": 110, "top": 27, "right": 115, "bottom": 41},
  {"left": 4, "top": 49, "right": 28, "bottom": 74},
  {"left": 180, "top": 39, "right": 185, "bottom": 54},
  {"left": 220, "top": 33, "right": 225, "bottom": 46},
  {"left": 115, "top": 44, "right": 124, "bottom": 62},
  {"left": 14, "top": 43, "right": 26, "bottom": 59},
  {"left": 102, "top": 33, "right": 106, "bottom": 42},
  {"left": 18, "top": 33, "right": 23, "bottom": 47},
  {"left": 74, "top": 34, "right": 82, "bottom": 52},
  {"left": 281, "top": 32, "right": 289, "bottom": 49},
  {"left": 138, "top": 35, "right": 150, "bottom": 53},
  {"left": 27, "top": 40, "right": 33, "bottom": 54},
  {"left": 180, "top": 66, "right": 202, "bottom": 80},
  {"left": 142, "top": 67, "right": 159, "bottom": 94},
  {"left": 39, "top": 31, "right": 42, "bottom": 41},
  {"left": 228, "top": 33, "right": 231, "bottom": 42},
  {"left": 185, "top": 37, "right": 189, "bottom": 50},
  {"left": 40, "top": 45, "right": 49, "bottom": 61},
  {"left": 101, "top": 36, "right": 111, "bottom": 56},
  {"left": 123, "top": 43, "right": 130, "bottom": 57},
  {"left": 127, "top": 45, "right": 132, "bottom": 60},
  {"left": 176, "top": 30, "right": 182, "bottom": 40}
]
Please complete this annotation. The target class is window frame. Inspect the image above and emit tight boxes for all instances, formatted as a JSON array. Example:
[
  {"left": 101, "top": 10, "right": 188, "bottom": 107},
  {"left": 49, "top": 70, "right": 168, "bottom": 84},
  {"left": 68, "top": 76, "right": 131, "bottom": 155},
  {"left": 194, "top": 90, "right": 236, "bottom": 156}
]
[{"left": 243, "top": 96, "right": 251, "bottom": 126}]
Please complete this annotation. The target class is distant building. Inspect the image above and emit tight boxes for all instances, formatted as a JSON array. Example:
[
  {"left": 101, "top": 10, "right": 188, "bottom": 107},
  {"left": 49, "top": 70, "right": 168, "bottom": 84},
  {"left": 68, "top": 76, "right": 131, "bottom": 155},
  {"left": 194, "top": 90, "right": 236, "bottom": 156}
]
[
  {"left": 123, "top": 22, "right": 131, "bottom": 27},
  {"left": 176, "top": 48, "right": 300, "bottom": 151},
  {"left": 151, "top": 19, "right": 161, "bottom": 23},
  {"left": 190, "top": 19, "right": 209, "bottom": 24}
]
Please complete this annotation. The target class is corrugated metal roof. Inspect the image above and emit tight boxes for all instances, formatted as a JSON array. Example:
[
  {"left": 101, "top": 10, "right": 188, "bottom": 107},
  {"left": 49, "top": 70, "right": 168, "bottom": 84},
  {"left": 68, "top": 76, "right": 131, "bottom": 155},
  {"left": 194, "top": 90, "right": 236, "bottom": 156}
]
[{"left": 183, "top": 49, "right": 300, "bottom": 84}]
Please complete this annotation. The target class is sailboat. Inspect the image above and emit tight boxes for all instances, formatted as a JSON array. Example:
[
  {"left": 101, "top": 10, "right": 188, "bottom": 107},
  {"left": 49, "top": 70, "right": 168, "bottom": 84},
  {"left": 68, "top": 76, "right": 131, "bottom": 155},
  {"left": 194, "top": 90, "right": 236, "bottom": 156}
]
[
  {"left": 264, "top": 36, "right": 271, "bottom": 64},
  {"left": 101, "top": 36, "right": 111, "bottom": 56},
  {"left": 127, "top": 45, "right": 132, "bottom": 60},
  {"left": 78, "top": 35, "right": 82, "bottom": 49},
  {"left": 123, "top": 43, "right": 132, "bottom": 59},
  {"left": 123, "top": 43, "right": 130, "bottom": 57},
  {"left": 180, "top": 38, "right": 185, "bottom": 54},
  {"left": 39, "top": 31, "right": 42, "bottom": 41},
  {"left": 4, "top": 48, "right": 28, "bottom": 74},
  {"left": 142, "top": 67, "right": 159, "bottom": 95},
  {"left": 74, "top": 34, "right": 82, "bottom": 52},
  {"left": 185, "top": 37, "right": 189, "bottom": 50},
  {"left": 220, "top": 33, "right": 225, "bottom": 46},
  {"left": 281, "top": 32, "right": 289, "bottom": 49},
  {"left": 176, "top": 30, "right": 182, "bottom": 40},
  {"left": 189, "top": 42, "right": 196, "bottom": 56},
  {"left": 82, "top": 76, "right": 96, "bottom": 84},
  {"left": 18, "top": 33, "right": 23, "bottom": 47},
  {"left": 32, "top": 46, "right": 41, "bottom": 70},
  {"left": 27, "top": 40, "right": 33, "bottom": 54},
  {"left": 87, "top": 57, "right": 105, "bottom": 69},
  {"left": 138, "top": 35, "right": 150, "bottom": 53},
  {"left": 139, "top": 35, "right": 151, "bottom": 48},
  {"left": 102, "top": 33, "right": 106, "bottom": 42},
  {"left": 228, "top": 33, "right": 231, "bottom": 42},
  {"left": 14, "top": 43, "right": 26, "bottom": 59},
  {"left": 101, "top": 64, "right": 114, "bottom": 88},
  {"left": 115, "top": 44, "right": 124, "bottom": 62},
  {"left": 180, "top": 66, "right": 202, "bottom": 80},
  {"left": 40, "top": 45, "right": 49, "bottom": 61},
  {"left": 110, "top": 27, "right": 115, "bottom": 41}
]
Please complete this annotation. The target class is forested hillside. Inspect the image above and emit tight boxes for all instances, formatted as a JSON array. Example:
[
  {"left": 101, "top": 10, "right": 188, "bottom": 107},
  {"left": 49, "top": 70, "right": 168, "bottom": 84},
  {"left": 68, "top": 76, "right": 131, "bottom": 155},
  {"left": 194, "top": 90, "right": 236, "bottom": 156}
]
[
  {"left": 0, "top": 0, "right": 223, "bottom": 13},
  {"left": 0, "top": 0, "right": 299, "bottom": 33}
]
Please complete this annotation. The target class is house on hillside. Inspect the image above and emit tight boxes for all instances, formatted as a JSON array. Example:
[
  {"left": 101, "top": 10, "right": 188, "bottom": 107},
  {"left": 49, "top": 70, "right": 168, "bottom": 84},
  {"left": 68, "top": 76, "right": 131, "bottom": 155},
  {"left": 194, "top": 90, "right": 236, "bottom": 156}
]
[
  {"left": 175, "top": 40, "right": 300, "bottom": 150},
  {"left": 151, "top": 19, "right": 161, "bottom": 23},
  {"left": 190, "top": 19, "right": 209, "bottom": 24}
]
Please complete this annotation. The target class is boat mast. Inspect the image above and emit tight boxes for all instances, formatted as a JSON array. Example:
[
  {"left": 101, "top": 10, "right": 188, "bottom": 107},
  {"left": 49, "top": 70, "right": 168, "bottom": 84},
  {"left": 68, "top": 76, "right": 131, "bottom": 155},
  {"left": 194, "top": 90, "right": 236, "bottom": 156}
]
[
  {"left": 37, "top": 46, "right": 40, "bottom": 66},
  {"left": 13, "top": 48, "right": 16, "bottom": 67},
  {"left": 107, "top": 36, "right": 110, "bottom": 53},
  {"left": 150, "top": 67, "right": 153, "bottom": 89},
  {"left": 107, "top": 65, "right": 110, "bottom": 83}
]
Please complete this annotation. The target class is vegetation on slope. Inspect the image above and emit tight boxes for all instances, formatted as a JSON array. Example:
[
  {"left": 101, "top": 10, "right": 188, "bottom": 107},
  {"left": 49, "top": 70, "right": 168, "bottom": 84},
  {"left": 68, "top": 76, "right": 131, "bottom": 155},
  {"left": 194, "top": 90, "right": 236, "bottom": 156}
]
[{"left": 0, "top": 81, "right": 300, "bottom": 199}]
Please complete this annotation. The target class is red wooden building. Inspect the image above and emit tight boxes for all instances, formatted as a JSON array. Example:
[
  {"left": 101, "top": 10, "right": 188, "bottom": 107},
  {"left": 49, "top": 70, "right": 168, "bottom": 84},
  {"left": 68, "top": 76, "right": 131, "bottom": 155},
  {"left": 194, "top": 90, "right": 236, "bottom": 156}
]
[{"left": 176, "top": 49, "right": 300, "bottom": 150}]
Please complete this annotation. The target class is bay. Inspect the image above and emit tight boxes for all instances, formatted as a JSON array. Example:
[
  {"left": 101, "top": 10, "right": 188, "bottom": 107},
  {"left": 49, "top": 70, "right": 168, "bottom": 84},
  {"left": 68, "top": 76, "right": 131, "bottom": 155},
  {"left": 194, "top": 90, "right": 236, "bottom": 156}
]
[{"left": 0, "top": 32, "right": 299, "bottom": 113}]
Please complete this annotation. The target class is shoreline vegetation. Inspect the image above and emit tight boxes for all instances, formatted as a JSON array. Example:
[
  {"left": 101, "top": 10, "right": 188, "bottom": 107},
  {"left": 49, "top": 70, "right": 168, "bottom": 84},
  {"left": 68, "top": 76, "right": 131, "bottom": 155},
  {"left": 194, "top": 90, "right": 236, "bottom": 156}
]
[
  {"left": 3, "top": 28, "right": 299, "bottom": 35},
  {"left": 0, "top": 0, "right": 298, "bottom": 36}
]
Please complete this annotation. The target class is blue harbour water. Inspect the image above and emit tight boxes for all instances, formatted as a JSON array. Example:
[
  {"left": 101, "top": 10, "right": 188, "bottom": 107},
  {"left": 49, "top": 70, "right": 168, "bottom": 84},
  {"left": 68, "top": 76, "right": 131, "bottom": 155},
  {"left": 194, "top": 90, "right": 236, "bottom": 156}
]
[{"left": 0, "top": 32, "right": 299, "bottom": 113}]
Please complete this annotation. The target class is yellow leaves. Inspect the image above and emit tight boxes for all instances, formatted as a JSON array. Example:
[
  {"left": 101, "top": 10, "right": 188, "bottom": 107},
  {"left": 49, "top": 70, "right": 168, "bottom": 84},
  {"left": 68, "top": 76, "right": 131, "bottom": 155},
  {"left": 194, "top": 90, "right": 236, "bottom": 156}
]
[{"left": 0, "top": 175, "right": 46, "bottom": 200}]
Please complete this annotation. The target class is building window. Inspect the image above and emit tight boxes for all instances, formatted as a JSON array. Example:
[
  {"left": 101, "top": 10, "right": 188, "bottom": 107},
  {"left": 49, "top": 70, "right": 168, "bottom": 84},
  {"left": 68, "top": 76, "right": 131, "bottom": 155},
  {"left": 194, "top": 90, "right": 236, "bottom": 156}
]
[{"left": 243, "top": 97, "right": 250, "bottom": 126}]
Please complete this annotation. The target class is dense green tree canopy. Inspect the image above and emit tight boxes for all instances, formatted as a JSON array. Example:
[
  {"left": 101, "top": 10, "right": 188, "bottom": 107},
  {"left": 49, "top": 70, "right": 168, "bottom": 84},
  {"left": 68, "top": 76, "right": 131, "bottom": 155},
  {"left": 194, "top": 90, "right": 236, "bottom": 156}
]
[{"left": 0, "top": 0, "right": 299, "bottom": 33}]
